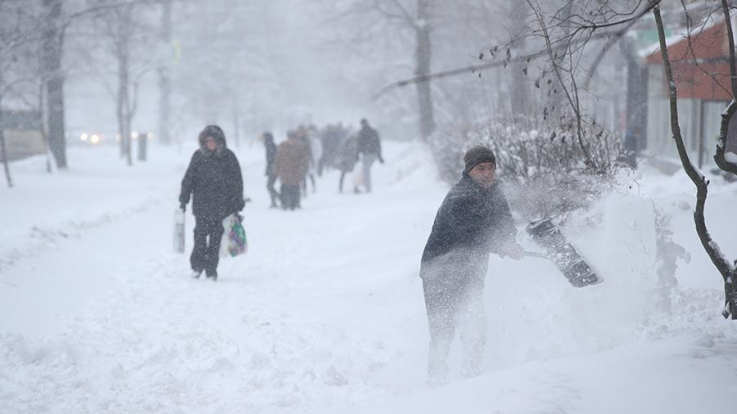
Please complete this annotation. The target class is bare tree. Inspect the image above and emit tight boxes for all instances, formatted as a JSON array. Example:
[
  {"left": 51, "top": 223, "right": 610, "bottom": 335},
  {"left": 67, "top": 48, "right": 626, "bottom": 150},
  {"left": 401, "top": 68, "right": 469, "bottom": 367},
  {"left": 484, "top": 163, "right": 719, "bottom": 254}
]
[
  {"left": 378, "top": 1, "right": 659, "bottom": 167},
  {"left": 85, "top": 0, "right": 157, "bottom": 166},
  {"left": 333, "top": 0, "right": 516, "bottom": 140},
  {"left": 652, "top": 1, "right": 736, "bottom": 319},
  {"left": 329, "top": 0, "right": 438, "bottom": 139},
  {"left": 173, "top": 0, "right": 286, "bottom": 138},
  {"left": 0, "top": 0, "right": 46, "bottom": 186}
]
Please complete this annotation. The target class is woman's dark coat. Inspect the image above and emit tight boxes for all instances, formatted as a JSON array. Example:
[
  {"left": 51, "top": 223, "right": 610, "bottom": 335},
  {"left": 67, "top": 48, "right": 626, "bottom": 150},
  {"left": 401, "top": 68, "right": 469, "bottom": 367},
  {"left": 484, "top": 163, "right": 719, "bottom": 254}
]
[{"left": 179, "top": 132, "right": 244, "bottom": 220}]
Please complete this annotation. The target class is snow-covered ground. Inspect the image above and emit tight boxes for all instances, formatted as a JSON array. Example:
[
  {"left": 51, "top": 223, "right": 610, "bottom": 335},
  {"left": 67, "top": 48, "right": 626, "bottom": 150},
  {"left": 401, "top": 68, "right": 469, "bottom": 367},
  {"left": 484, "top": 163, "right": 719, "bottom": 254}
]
[{"left": 1, "top": 141, "right": 736, "bottom": 413}]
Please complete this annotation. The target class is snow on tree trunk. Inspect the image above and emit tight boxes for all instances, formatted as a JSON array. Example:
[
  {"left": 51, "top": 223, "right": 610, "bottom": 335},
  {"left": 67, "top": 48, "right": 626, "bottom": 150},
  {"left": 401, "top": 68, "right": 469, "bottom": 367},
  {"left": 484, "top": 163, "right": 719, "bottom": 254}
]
[
  {"left": 42, "top": 0, "right": 66, "bottom": 170},
  {"left": 415, "top": 0, "right": 435, "bottom": 141}
]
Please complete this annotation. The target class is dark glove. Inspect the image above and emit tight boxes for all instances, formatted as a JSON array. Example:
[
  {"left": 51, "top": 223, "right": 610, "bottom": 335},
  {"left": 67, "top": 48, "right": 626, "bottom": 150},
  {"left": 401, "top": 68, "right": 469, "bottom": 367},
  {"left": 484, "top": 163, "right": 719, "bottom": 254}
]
[
  {"left": 179, "top": 202, "right": 186, "bottom": 212},
  {"left": 378, "top": 155, "right": 385, "bottom": 164}
]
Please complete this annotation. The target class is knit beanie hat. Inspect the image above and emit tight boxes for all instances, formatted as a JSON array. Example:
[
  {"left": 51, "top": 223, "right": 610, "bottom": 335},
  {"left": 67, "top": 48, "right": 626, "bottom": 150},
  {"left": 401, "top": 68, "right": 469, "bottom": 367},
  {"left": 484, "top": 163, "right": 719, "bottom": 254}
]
[{"left": 463, "top": 145, "right": 496, "bottom": 173}]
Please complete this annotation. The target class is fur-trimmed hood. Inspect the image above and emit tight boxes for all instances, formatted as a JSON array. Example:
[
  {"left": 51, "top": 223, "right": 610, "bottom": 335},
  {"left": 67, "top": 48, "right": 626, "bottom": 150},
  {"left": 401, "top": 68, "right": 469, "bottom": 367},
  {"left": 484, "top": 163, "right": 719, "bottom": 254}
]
[{"left": 198, "top": 125, "right": 227, "bottom": 154}]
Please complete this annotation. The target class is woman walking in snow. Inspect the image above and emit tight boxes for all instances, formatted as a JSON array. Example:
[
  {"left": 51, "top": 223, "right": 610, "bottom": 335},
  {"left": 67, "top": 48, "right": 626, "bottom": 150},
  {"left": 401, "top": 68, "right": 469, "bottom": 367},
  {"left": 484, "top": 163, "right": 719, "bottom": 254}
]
[{"left": 179, "top": 125, "right": 245, "bottom": 281}]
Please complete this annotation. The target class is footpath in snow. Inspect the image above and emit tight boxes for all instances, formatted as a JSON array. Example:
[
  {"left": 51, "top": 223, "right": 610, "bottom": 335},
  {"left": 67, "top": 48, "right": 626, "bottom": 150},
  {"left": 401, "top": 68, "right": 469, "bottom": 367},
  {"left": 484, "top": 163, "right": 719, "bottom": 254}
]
[{"left": 1, "top": 141, "right": 736, "bottom": 413}]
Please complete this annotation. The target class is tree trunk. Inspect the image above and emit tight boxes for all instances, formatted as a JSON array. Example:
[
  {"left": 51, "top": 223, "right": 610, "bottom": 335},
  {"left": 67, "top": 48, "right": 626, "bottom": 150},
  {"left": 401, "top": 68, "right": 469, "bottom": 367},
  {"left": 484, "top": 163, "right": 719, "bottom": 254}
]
[
  {"left": 37, "top": 83, "right": 53, "bottom": 174},
  {"left": 117, "top": 58, "right": 132, "bottom": 165},
  {"left": 43, "top": 0, "right": 67, "bottom": 169},
  {"left": 509, "top": 0, "right": 529, "bottom": 114},
  {"left": 0, "top": 131, "right": 10, "bottom": 188},
  {"left": 415, "top": 0, "right": 435, "bottom": 141},
  {"left": 715, "top": 0, "right": 737, "bottom": 176},
  {"left": 0, "top": 69, "right": 13, "bottom": 187},
  {"left": 622, "top": 36, "right": 648, "bottom": 168},
  {"left": 117, "top": 54, "right": 127, "bottom": 159},
  {"left": 698, "top": 99, "right": 705, "bottom": 168},
  {"left": 116, "top": 6, "right": 133, "bottom": 166},
  {"left": 158, "top": 0, "right": 173, "bottom": 146}
]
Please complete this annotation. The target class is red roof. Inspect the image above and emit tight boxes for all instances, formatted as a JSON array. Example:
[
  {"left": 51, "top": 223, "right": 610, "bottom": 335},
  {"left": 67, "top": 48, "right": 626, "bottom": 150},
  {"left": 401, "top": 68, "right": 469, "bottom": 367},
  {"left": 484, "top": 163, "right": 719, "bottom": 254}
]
[{"left": 645, "top": 18, "right": 734, "bottom": 101}]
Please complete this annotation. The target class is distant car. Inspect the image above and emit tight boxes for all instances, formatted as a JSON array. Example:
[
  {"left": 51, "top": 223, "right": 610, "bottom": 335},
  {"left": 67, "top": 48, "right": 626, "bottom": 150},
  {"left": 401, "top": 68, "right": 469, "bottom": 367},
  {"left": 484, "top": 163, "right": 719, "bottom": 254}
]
[
  {"left": 67, "top": 130, "right": 154, "bottom": 147},
  {"left": 79, "top": 132, "right": 104, "bottom": 145}
]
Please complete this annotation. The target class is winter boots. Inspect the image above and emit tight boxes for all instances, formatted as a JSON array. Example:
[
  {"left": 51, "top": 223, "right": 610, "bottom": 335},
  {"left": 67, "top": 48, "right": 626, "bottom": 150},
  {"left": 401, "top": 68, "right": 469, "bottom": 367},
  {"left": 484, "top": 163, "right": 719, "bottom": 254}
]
[{"left": 190, "top": 269, "right": 216, "bottom": 281}]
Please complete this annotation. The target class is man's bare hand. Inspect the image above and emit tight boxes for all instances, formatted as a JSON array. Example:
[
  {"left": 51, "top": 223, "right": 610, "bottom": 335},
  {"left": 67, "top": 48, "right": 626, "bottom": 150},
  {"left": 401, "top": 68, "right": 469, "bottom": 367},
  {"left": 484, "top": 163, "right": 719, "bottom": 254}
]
[{"left": 502, "top": 243, "right": 524, "bottom": 260}]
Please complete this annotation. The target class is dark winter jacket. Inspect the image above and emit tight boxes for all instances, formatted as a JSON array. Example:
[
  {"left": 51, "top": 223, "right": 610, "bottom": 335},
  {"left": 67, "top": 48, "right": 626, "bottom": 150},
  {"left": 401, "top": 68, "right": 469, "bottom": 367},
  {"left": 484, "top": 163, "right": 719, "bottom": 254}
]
[
  {"left": 179, "top": 131, "right": 244, "bottom": 220},
  {"left": 357, "top": 125, "right": 381, "bottom": 157},
  {"left": 265, "top": 136, "right": 277, "bottom": 177},
  {"left": 420, "top": 174, "right": 517, "bottom": 285}
]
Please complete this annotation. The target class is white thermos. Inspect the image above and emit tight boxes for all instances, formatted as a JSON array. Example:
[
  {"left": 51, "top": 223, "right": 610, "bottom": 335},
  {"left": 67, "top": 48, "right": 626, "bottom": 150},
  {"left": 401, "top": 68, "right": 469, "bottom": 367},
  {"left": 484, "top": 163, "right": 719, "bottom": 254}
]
[{"left": 173, "top": 208, "right": 186, "bottom": 253}]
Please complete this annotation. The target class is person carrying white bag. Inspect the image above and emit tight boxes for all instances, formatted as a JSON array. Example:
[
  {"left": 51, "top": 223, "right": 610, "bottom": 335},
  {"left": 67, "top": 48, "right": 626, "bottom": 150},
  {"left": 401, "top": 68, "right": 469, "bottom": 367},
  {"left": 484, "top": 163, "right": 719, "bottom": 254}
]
[{"left": 179, "top": 125, "right": 245, "bottom": 281}]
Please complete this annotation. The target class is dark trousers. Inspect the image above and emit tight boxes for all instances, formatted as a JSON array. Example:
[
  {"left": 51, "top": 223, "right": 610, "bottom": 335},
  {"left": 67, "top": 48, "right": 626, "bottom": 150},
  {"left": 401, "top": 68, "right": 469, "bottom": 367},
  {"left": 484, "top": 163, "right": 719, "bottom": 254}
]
[
  {"left": 280, "top": 183, "right": 301, "bottom": 210},
  {"left": 301, "top": 174, "right": 316, "bottom": 197},
  {"left": 267, "top": 174, "right": 279, "bottom": 207},
  {"left": 190, "top": 216, "right": 224, "bottom": 276},
  {"left": 339, "top": 171, "right": 347, "bottom": 193},
  {"left": 422, "top": 276, "right": 486, "bottom": 381}
]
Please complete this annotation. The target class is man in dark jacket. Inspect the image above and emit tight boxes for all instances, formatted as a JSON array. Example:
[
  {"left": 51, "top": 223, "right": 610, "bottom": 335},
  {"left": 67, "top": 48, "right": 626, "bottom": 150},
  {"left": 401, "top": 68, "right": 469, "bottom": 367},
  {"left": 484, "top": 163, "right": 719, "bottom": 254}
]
[
  {"left": 179, "top": 125, "right": 245, "bottom": 281},
  {"left": 262, "top": 132, "right": 279, "bottom": 208},
  {"left": 420, "top": 145, "right": 523, "bottom": 386},
  {"left": 356, "top": 118, "right": 384, "bottom": 193}
]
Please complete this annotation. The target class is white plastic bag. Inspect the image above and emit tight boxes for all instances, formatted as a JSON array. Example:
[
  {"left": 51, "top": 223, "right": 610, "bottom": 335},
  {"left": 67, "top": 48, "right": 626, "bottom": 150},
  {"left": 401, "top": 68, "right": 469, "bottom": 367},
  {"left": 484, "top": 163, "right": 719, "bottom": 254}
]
[
  {"left": 220, "top": 214, "right": 247, "bottom": 258},
  {"left": 173, "top": 209, "right": 186, "bottom": 253},
  {"left": 219, "top": 215, "right": 234, "bottom": 258}
]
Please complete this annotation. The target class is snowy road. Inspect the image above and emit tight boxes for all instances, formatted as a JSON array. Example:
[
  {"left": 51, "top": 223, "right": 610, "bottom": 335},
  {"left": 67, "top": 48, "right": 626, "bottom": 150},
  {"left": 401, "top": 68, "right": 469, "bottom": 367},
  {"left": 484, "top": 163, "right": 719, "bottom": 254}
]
[
  {"left": 2, "top": 142, "right": 737, "bottom": 413},
  {"left": 1, "top": 143, "right": 437, "bottom": 412}
]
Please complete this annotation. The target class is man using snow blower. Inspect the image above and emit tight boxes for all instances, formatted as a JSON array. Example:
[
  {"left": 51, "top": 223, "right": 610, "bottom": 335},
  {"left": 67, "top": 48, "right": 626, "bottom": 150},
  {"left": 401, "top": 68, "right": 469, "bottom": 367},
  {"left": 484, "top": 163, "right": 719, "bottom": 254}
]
[
  {"left": 179, "top": 125, "right": 245, "bottom": 281},
  {"left": 420, "top": 145, "right": 523, "bottom": 386}
]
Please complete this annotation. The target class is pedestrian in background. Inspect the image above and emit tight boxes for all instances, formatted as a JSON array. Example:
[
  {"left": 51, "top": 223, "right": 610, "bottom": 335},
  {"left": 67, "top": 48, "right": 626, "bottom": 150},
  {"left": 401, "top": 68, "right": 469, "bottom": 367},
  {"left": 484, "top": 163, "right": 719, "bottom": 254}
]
[
  {"left": 356, "top": 118, "right": 384, "bottom": 193},
  {"left": 275, "top": 130, "right": 310, "bottom": 210}
]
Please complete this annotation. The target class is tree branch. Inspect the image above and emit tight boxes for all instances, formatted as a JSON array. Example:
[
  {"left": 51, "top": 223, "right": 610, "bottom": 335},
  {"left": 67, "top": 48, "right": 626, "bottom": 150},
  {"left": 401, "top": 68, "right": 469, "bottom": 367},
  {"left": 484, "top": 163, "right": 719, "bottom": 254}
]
[
  {"left": 375, "top": 1, "right": 660, "bottom": 98},
  {"left": 714, "top": 0, "right": 737, "bottom": 176},
  {"left": 527, "top": 0, "right": 591, "bottom": 164}
]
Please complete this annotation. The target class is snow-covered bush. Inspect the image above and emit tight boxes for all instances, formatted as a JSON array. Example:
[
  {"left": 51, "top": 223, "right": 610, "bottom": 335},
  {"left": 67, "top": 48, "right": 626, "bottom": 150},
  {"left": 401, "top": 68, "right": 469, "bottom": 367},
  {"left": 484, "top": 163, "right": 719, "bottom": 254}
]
[{"left": 428, "top": 114, "right": 625, "bottom": 219}]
